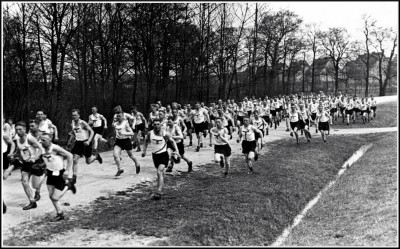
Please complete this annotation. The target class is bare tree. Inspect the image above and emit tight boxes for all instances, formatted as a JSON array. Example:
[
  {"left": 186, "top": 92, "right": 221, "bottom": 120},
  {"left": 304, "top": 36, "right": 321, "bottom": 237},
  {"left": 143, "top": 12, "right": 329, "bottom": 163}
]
[{"left": 317, "top": 27, "right": 352, "bottom": 95}]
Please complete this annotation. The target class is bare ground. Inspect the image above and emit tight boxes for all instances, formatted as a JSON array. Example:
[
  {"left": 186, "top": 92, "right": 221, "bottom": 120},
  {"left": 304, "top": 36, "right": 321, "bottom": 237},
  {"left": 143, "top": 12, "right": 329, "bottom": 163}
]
[{"left": 2, "top": 95, "right": 397, "bottom": 246}]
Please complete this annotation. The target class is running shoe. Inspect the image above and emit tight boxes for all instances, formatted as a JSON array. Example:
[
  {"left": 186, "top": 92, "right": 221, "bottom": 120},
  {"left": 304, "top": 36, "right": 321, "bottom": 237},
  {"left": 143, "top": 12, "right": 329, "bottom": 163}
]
[
  {"left": 67, "top": 181, "right": 77, "bottom": 194},
  {"left": 286, "top": 128, "right": 289, "bottom": 132},
  {"left": 324, "top": 140, "right": 327, "bottom": 143},
  {"left": 136, "top": 147, "right": 141, "bottom": 152},
  {"left": 34, "top": 192, "right": 41, "bottom": 202},
  {"left": 166, "top": 166, "right": 173, "bottom": 173},
  {"left": 223, "top": 172, "right": 228, "bottom": 178},
  {"left": 23, "top": 202, "right": 37, "bottom": 210},
  {"left": 136, "top": 164, "right": 141, "bottom": 174},
  {"left": 254, "top": 153, "right": 258, "bottom": 161},
  {"left": 97, "top": 154, "right": 103, "bottom": 164},
  {"left": 200, "top": 143, "right": 203, "bottom": 148},
  {"left": 290, "top": 132, "right": 293, "bottom": 137},
  {"left": 247, "top": 168, "right": 253, "bottom": 174},
  {"left": 115, "top": 169, "right": 124, "bottom": 177},
  {"left": 51, "top": 213, "right": 65, "bottom": 222},
  {"left": 188, "top": 161, "right": 193, "bottom": 172},
  {"left": 195, "top": 146, "right": 200, "bottom": 152}
]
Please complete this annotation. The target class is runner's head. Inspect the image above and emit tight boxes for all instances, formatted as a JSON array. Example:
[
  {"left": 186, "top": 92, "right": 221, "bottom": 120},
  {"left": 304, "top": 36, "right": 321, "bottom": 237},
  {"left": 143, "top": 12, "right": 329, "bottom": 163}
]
[
  {"left": 172, "top": 108, "right": 179, "bottom": 118},
  {"left": 115, "top": 111, "right": 124, "bottom": 121},
  {"left": 215, "top": 117, "right": 223, "bottom": 128},
  {"left": 36, "top": 110, "right": 46, "bottom": 121},
  {"left": 91, "top": 105, "right": 98, "bottom": 114},
  {"left": 243, "top": 116, "right": 250, "bottom": 126},
  {"left": 15, "top": 121, "right": 27, "bottom": 136},
  {"left": 152, "top": 118, "right": 162, "bottom": 131},
  {"left": 72, "top": 109, "right": 81, "bottom": 121},
  {"left": 29, "top": 119, "right": 39, "bottom": 133},
  {"left": 253, "top": 110, "right": 259, "bottom": 117},
  {"left": 40, "top": 133, "right": 53, "bottom": 148}
]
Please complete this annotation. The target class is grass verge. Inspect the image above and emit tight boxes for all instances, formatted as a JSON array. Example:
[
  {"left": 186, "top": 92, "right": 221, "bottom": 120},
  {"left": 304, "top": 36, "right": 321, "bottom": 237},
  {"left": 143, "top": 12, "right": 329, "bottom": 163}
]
[
  {"left": 3, "top": 133, "right": 394, "bottom": 246},
  {"left": 283, "top": 132, "right": 398, "bottom": 246},
  {"left": 330, "top": 100, "right": 397, "bottom": 129}
]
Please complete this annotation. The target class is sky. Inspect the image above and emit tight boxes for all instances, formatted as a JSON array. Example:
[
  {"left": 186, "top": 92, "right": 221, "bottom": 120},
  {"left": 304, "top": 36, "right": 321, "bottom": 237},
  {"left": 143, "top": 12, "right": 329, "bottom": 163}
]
[{"left": 266, "top": 1, "right": 398, "bottom": 41}]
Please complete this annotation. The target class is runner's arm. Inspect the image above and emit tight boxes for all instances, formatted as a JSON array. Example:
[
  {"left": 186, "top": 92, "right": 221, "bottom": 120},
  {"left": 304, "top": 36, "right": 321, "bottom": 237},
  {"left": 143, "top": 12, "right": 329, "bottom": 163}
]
[
  {"left": 27, "top": 136, "right": 43, "bottom": 161},
  {"left": 82, "top": 121, "right": 95, "bottom": 144},
  {"left": 142, "top": 133, "right": 151, "bottom": 156},
  {"left": 54, "top": 145, "right": 74, "bottom": 178}
]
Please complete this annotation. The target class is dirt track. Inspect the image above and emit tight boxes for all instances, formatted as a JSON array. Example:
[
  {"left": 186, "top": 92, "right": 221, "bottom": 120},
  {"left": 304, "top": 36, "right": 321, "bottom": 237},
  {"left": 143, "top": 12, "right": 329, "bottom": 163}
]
[{"left": 2, "top": 95, "right": 397, "bottom": 246}]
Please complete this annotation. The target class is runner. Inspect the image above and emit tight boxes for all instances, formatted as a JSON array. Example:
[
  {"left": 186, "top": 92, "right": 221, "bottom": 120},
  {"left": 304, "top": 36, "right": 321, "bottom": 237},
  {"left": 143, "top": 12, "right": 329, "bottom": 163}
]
[
  {"left": 142, "top": 118, "right": 180, "bottom": 200},
  {"left": 344, "top": 97, "right": 354, "bottom": 125},
  {"left": 298, "top": 102, "right": 312, "bottom": 143},
  {"left": 251, "top": 110, "right": 267, "bottom": 154},
  {"left": 131, "top": 105, "right": 148, "bottom": 152},
  {"left": 288, "top": 103, "right": 301, "bottom": 145},
  {"left": 165, "top": 116, "right": 193, "bottom": 173},
  {"left": 370, "top": 96, "right": 377, "bottom": 118},
  {"left": 36, "top": 110, "right": 59, "bottom": 144},
  {"left": 39, "top": 133, "right": 76, "bottom": 221},
  {"left": 192, "top": 102, "right": 209, "bottom": 152},
  {"left": 259, "top": 100, "right": 271, "bottom": 135},
  {"left": 209, "top": 117, "right": 232, "bottom": 177},
  {"left": 112, "top": 111, "right": 141, "bottom": 177},
  {"left": 8, "top": 121, "right": 45, "bottom": 210},
  {"left": 237, "top": 116, "right": 263, "bottom": 174},
  {"left": 66, "top": 109, "right": 103, "bottom": 185},
  {"left": 3, "top": 129, "right": 15, "bottom": 180},
  {"left": 316, "top": 105, "right": 330, "bottom": 143},
  {"left": 88, "top": 105, "right": 108, "bottom": 155},
  {"left": 183, "top": 104, "right": 194, "bottom": 146}
]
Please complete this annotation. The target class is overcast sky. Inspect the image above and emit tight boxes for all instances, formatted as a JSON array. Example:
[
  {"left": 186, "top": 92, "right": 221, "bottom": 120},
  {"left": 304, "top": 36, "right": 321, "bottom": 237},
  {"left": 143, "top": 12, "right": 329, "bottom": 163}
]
[{"left": 266, "top": 1, "right": 398, "bottom": 41}]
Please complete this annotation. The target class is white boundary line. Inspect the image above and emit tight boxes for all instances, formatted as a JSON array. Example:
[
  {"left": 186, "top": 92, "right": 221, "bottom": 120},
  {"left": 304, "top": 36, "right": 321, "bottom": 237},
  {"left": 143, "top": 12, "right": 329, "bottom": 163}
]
[{"left": 270, "top": 143, "right": 373, "bottom": 247}]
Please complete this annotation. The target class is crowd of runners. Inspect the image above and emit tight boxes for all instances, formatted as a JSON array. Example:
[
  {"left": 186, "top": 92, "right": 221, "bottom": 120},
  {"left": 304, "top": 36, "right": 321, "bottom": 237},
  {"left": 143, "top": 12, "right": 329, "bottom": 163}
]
[{"left": 2, "top": 91, "right": 378, "bottom": 220}]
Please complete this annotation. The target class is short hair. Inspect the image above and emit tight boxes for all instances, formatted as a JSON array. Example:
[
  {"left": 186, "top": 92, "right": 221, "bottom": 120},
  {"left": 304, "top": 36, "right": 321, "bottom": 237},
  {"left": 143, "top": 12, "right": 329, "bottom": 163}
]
[
  {"left": 152, "top": 118, "right": 161, "bottom": 123},
  {"left": 15, "top": 121, "right": 27, "bottom": 128},
  {"left": 37, "top": 109, "right": 46, "bottom": 115},
  {"left": 92, "top": 105, "right": 98, "bottom": 109},
  {"left": 29, "top": 119, "right": 39, "bottom": 125},
  {"left": 115, "top": 111, "right": 124, "bottom": 115},
  {"left": 41, "top": 132, "right": 53, "bottom": 140},
  {"left": 72, "top": 109, "right": 80, "bottom": 115},
  {"left": 167, "top": 116, "right": 174, "bottom": 121}
]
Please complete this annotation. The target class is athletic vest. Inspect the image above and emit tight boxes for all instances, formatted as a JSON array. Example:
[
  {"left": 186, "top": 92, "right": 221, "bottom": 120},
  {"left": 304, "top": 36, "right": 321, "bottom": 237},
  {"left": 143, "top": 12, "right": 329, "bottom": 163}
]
[
  {"left": 16, "top": 133, "right": 38, "bottom": 161},
  {"left": 72, "top": 119, "right": 89, "bottom": 141},
  {"left": 289, "top": 111, "right": 300, "bottom": 122},
  {"left": 211, "top": 127, "right": 228, "bottom": 145},
  {"left": 89, "top": 113, "right": 104, "bottom": 128},
  {"left": 241, "top": 125, "right": 256, "bottom": 141},
  {"left": 2, "top": 135, "right": 8, "bottom": 153},
  {"left": 316, "top": 111, "right": 330, "bottom": 122},
  {"left": 133, "top": 112, "right": 143, "bottom": 125},
  {"left": 298, "top": 109, "right": 308, "bottom": 120},
  {"left": 251, "top": 117, "right": 265, "bottom": 130},
  {"left": 150, "top": 130, "right": 167, "bottom": 154},
  {"left": 42, "top": 144, "right": 64, "bottom": 172},
  {"left": 38, "top": 119, "right": 53, "bottom": 134},
  {"left": 167, "top": 125, "right": 182, "bottom": 143},
  {"left": 114, "top": 120, "right": 130, "bottom": 139},
  {"left": 193, "top": 109, "right": 205, "bottom": 123}
]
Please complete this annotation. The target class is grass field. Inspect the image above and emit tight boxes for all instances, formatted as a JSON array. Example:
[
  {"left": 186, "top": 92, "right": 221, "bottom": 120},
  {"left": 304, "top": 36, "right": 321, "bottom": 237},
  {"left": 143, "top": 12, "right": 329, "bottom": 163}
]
[
  {"left": 283, "top": 132, "right": 397, "bottom": 246},
  {"left": 3, "top": 131, "right": 395, "bottom": 246},
  {"left": 329, "top": 100, "right": 397, "bottom": 129}
]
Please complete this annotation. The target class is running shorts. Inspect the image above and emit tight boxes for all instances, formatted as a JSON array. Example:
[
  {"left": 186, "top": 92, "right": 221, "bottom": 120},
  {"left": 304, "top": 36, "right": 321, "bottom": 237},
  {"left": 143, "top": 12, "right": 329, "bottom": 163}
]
[
  {"left": 71, "top": 140, "right": 92, "bottom": 158},
  {"left": 152, "top": 151, "right": 169, "bottom": 169},
  {"left": 47, "top": 169, "right": 67, "bottom": 191},
  {"left": 318, "top": 121, "right": 329, "bottom": 131},
  {"left": 214, "top": 144, "right": 232, "bottom": 157},
  {"left": 290, "top": 121, "right": 299, "bottom": 130},
  {"left": 241, "top": 140, "right": 256, "bottom": 154},
  {"left": 114, "top": 138, "right": 133, "bottom": 151}
]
